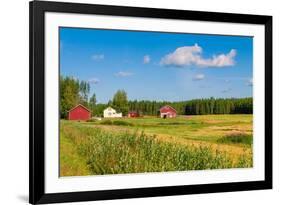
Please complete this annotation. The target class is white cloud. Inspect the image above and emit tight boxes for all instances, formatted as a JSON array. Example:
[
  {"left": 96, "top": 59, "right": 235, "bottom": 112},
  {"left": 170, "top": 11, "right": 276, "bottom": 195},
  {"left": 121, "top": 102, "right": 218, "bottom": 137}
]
[
  {"left": 91, "top": 54, "right": 104, "bottom": 61},
  {"left": 143, "top": 55, "right": 150, "bottom": 64},
  {"left": 192, "top": 74, "right": 205, "bottom": 81},
  {"left": 246, "top": 78, "right": 253, "bottom": 86},
  {"left": 160, "top": 44, "right": 236, "bottom": 68},
  {"left": 115, "top": 71, "right": 133, "bottom": 77},
  {"left": 88, "top": 78, "right": 100, "bottom": 84}
]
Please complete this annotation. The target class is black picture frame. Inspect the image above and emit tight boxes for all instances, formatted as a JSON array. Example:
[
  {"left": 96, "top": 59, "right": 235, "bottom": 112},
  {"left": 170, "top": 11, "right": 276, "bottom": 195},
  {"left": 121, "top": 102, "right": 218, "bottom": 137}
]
[{"left": 29, "top": 0, "right": 272, "bottom": 204}]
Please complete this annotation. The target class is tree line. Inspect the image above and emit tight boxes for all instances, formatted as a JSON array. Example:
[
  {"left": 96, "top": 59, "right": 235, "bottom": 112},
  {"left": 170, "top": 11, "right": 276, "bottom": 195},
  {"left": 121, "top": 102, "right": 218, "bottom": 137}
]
[
  {"left": 60, "top": 76, "right": 129, "bottom": 118},
  {"left": 60, "top": 76, "right": 252, "bottom": 118},
  {"left": 127, "top": 97, "right": 252, "bottom": 116},
  {"left": 60, "top": 76, "right": 94, "bottom": 118}
]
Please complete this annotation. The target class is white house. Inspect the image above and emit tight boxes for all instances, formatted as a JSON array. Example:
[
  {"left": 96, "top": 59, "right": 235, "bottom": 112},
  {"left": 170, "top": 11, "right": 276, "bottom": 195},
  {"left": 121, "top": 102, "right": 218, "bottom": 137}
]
[{"left": 103, "top": 107, "right": 122, "bottom": 118}]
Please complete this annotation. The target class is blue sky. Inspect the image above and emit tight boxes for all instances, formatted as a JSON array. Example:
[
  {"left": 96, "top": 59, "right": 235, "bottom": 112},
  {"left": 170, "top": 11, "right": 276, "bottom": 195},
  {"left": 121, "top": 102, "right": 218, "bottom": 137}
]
[{"left": 60, "top": 27, "right": 253, "bottom": 104}]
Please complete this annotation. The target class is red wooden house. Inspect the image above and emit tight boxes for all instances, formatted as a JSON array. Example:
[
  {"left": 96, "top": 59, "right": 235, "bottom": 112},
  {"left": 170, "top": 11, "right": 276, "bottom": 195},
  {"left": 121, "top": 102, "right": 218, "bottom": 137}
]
[
  {"left": 68, "top": 104, "right": 91, "bottom": 121},
  {"left": 128, "top": 111, "right": 140, "bottom": 118},
  {"left": 159, "top": 105, "right": 177, "bottom": 118}
]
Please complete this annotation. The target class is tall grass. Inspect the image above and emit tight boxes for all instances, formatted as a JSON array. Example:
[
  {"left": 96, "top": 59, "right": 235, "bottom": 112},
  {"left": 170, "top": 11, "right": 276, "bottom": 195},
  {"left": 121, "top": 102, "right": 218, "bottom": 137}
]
[{"left": 61, "top": 122, "right": 252, "bottom": 176}]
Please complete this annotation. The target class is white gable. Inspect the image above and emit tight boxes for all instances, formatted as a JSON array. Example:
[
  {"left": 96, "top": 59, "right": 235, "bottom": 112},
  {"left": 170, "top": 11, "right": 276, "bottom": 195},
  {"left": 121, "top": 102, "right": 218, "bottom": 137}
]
[
  {"left": 104, "top": 107, "right": 116, "bottom": 113},
  {"left": 103, "top": 107, "right": 122, "bottom": 118}
]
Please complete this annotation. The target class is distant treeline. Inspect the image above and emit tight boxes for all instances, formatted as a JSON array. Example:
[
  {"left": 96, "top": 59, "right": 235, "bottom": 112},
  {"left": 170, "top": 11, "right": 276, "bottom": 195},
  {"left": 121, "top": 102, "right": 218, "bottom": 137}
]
[
  {"left": 127, "top": 97, "right": 253, "bottom": 116},
  {"left": 60, "top": 75, "right": 252, "bottom": 118}
]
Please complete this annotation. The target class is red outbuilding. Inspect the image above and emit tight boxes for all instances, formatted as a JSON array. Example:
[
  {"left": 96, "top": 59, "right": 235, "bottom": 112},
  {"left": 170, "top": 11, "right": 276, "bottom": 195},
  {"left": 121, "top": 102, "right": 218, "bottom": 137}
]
[
  {"left": 68, "top": 104, "right": 91, "bottom": 121},
  {"left": 159, "top": 105, "right": 177, "bottom": 118},
  {"left": 128, "top": 111, "right": 140, "bottom": 118}
]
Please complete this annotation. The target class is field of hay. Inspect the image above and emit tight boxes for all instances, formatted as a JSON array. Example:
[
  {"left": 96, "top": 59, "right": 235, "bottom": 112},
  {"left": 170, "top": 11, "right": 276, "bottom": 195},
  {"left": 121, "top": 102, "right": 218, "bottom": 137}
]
[{"left": 60, "top": 114, "right": 253, "bottom": 176}]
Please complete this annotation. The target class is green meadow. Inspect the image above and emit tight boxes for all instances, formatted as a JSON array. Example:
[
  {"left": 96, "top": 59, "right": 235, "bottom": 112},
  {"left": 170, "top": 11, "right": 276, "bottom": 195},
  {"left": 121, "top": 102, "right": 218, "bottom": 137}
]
[{"left": 60, "top": 114, "right": 253, "bottom": 176}]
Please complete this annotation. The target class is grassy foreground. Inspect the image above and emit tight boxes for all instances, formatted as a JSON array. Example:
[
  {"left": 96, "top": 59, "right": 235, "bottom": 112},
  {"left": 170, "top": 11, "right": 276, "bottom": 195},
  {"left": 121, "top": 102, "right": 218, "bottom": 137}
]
[{"left": 60, "top": 115, "right": 253, "bottom": 176}]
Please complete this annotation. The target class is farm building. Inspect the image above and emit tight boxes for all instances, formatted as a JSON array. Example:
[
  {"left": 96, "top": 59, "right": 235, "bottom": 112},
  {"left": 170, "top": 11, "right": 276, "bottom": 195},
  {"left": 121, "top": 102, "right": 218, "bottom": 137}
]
[
  {"left": 159, "top": 105, "right": 177, "bottom": 118},
  {"left": 68, "top": 104, "right": 91, "bottom": 121},
  {"left": 103, "top": 107, "right": 122, "bottom": 118},
  {"left": 128, "top": 111, "right": 140, "bottom": 118}
]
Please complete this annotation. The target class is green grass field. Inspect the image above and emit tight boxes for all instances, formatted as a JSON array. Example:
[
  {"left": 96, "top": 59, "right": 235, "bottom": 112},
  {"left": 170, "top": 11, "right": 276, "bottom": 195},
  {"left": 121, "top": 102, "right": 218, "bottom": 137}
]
[{"left": 60, "top": 114, "right": 253, "bottom": 176}]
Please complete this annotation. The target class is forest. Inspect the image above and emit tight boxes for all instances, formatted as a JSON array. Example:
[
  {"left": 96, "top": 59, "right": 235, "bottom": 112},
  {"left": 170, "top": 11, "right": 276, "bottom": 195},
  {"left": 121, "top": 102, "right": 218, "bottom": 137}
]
[{"left": 60, "top": 76, "right": 253, "bottom": 118}]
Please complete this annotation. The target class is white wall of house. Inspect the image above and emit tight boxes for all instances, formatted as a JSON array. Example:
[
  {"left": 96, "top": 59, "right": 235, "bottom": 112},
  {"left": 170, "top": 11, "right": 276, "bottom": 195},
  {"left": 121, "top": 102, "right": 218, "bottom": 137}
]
[{"left": 103, "top": 107, "right": 122, "bottom": 118}]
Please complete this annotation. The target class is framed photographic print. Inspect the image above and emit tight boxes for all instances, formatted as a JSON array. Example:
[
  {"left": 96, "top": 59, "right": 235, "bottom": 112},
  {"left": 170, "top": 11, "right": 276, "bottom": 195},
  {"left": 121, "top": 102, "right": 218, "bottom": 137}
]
[{"left": 29, "top": 0, "right": 272, "bottom": 204}]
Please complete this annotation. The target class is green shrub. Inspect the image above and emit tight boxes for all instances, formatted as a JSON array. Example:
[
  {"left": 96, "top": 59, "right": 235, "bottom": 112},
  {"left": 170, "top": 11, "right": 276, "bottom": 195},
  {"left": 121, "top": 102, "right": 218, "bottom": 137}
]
[
  {"left": 100, "top": 120, "right": 133, "bottom": 126},
  {"left": 112, "top": 120, "right": 133, "bottom": 126},
  {"left": 217, "top": 133, "right": 252, "bottom": 145},
  {"left": 100, "top": 120, "right": 113, "bottom": 125}
]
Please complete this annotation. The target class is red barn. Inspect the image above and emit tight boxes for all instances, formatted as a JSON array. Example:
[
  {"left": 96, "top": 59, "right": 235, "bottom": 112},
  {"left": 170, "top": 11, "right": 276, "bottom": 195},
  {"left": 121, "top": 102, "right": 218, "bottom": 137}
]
[
  {"left": 128, "top": 111, "right": 140, "bottom": 118},
  {"left": 159, "top": 105, "right": 177, "bottom": 118},
  {"left": 68, "top": 104, "right": 91, "bottom": 121}
]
